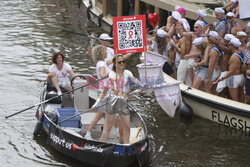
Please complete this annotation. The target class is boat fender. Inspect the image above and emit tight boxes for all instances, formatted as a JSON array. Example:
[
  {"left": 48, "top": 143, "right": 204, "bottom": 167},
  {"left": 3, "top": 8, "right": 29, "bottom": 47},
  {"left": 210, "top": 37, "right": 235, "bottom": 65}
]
[
  {"left": 98, "top": 14, "right": 103, "bottom": 27},
  {"left": 33, "top": 113, "right": 44, "bottom": 137},
  {"left": 179, "top": 98, "right": 193, "bottom": 119},
  {"left": 87, "top": 6, "right": 91, "bottom": 20}
]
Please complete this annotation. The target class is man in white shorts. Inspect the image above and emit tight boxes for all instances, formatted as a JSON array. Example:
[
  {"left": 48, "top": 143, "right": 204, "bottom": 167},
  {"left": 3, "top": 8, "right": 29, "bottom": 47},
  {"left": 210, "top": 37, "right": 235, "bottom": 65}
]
[
  {"left": 205, "top": 31, "right": 222, "bottom": 94},
  {"left": 214, "top": 38, "right": 244, "bottom": 102}
]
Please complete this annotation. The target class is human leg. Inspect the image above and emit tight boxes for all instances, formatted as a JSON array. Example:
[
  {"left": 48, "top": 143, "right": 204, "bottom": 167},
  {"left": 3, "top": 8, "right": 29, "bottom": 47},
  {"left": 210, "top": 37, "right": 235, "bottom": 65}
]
[
  {"left": 85, "top": 112, "right": 105, "bottom": 139},
  {"left": 47, "top": 72, "right": 61, "bottom": 94},
  {"left": 228, "top": 88, "right": 239, "bottom": 101},
  {"left": 119, "top": 114, "right": 130, "bottom": 144},
  {"left": 99, "top": 113, "right": 116, "bottom": 142}
]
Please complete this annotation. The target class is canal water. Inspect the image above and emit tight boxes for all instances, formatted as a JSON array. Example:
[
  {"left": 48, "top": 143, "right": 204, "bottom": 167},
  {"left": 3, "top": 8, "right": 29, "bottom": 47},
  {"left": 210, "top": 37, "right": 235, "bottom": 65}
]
[{"left": 0, "top": 0, "right": 250, "bottom": 166}]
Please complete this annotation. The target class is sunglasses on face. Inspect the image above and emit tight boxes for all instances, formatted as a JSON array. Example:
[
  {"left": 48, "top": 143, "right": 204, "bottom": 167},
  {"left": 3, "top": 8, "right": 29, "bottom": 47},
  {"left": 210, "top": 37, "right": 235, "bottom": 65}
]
[
  {"left": 227, "top": 17, "right": 233, "bottom": 20},
  {"left": 117, "top": 61, "right": 125, "bottom": 64},
  {"left": 194, "top": 26, "right": 199, "bottom": 29}
]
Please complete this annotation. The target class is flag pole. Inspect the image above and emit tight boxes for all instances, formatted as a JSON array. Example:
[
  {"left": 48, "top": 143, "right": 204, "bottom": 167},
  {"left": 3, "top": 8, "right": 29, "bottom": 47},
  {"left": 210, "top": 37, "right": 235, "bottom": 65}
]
[{"left": 144, "top": 45, "right": 147, "bottom": 93}]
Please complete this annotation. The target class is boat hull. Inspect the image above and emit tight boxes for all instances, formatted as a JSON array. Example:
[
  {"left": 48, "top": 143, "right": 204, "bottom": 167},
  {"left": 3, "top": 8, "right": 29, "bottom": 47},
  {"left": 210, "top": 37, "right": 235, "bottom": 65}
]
[{"left": 164, "top": 74, "right": 250, "bottom": 132}]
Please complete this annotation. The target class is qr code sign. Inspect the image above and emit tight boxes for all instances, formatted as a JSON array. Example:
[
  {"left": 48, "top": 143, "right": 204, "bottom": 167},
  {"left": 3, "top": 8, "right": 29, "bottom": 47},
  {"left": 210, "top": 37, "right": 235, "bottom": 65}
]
[
  {"left": 117, "top": 21, "right": 143, "bottom": 50},
  {"left": 113, "top": 15, "right": 147, "bottom": 54}
]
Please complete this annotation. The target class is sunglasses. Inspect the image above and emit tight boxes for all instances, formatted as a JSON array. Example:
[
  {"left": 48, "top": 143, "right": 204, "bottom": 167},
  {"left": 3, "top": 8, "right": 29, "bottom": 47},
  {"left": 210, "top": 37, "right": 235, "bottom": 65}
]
[
  {"left": 194, "top": 26, "right": 199, "bottom": 29},
  {"left": 118, "top": 61, "right": 125, "bottom": 64},
  {"left": 227, "top": 17, "right": 233, "bottom": 20}
]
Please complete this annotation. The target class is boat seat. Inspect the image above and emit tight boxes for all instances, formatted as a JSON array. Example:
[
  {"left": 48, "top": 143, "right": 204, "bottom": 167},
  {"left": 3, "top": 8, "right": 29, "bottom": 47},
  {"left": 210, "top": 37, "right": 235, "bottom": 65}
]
[{"left": 61, "top": 94, "right": 74, "bottom": 108}]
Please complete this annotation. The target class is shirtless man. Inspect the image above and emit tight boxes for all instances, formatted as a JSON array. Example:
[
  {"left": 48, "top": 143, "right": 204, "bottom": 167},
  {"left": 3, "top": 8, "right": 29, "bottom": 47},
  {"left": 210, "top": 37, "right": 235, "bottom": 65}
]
[
  {"left": 214, "top": 38, "right": 244, "bottom": 102},
  {"left": 180, "top": 20, "right": 208, "bottom": 88},
  {"left": 226, "top": 12, "right": 243, "bottom": 36},
  {"left": 216, "top": 34, "right": 235, "bottom": 97},
  {"left": 175, "top": 19, "right": 192, "bottom": 86},
  {"left": 164, "top": 6, "right": 181, "bottom": 32},
  {"left": 205, "top": 31, "right": 222, "bottom": 94}
]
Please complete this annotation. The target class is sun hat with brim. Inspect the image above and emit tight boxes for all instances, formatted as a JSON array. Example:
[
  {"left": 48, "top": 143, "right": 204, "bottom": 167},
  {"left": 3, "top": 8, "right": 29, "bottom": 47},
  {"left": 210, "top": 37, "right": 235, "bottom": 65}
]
[
  {"left": 172, "top": 11, "right": 182, "bottom": 21},
  {"left": 195, "top": 20, "right": 205, "bottom": 28},
  {"left": 215, "top": 8, "right": 224, "bottom": 14},
  {"left": 193, "top": 37, "right": 203, "bottom": 46},
  {"left": 230, "top": 38, "right": 241, "bottom": 47},
  {"left": 224, "top": 34, "right": 235, "bottom": 41},
  {"left": 226, "top": 12, "right": 234, "bottom": 17},
  {"left": 99, "top": 33, "right": 113, "bottom": 40},
  {"left": 209, "top": 31, "right": 219, "bottom": 39},
  {"left": 197, "top": 9, "right": 206, "bottom": 18},
  {"left": 236, "top": 31, "right": 247, "bottom": 37},
  {"left": 156, "top": 29, "right": 167, "bottom": 38}
]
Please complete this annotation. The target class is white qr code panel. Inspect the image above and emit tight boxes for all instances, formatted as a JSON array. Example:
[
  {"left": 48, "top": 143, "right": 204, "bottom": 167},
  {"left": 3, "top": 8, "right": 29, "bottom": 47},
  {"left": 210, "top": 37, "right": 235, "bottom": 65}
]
[
  {"left": 117, "top": 21, "right": 143, "bottom": 50},
  {"left": 113, "top": 15, "right": 147, "bottom": 54}
]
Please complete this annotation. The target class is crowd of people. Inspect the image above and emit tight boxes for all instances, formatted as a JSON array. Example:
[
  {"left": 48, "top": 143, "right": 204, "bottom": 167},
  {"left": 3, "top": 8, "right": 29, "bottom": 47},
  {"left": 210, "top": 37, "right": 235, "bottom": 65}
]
[
  {"left": 147, "top": 6, "right": 250, "bottom": 104},
  {"left": 46, "top": 5, "right": 250, "bottom": 143}
]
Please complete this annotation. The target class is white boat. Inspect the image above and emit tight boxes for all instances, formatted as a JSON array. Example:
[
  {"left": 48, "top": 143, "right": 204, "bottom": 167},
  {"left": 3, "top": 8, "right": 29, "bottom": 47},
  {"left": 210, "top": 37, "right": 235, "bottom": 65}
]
[{"left": 164, "top": 74, "right": 250, "bottom": 132}]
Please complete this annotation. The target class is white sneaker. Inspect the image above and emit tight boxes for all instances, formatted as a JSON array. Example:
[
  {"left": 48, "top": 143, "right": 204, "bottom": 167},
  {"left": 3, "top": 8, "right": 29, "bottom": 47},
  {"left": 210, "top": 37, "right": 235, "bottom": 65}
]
[{"left": 84, "top": 133, "right": 93, "bottom": 140}]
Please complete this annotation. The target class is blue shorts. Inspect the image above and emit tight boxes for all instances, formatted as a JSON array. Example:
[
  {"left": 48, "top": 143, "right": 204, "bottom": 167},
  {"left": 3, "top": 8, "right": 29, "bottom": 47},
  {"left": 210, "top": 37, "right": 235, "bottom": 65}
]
[{"left": 195, "top": 67, "right": 208, "bottom": 81}]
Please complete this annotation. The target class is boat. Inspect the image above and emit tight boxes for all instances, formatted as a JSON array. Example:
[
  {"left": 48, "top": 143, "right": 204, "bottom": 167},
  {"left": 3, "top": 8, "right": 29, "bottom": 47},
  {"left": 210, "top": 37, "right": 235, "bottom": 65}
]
[
  {"left": 34, "top": 74, "right": 150, "bottom": 167},
  {"left": 82, "top": 0, "right": 247, "bottom": 36},
  {"left": 164, "top": 74, "right": 250, "bottom": 132}
]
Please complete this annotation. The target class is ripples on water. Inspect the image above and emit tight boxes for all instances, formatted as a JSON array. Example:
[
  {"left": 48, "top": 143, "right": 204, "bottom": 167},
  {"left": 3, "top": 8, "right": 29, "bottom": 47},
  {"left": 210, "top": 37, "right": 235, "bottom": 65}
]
[{"left": 0, "top": 0, "right": 250, "bottom": 166}]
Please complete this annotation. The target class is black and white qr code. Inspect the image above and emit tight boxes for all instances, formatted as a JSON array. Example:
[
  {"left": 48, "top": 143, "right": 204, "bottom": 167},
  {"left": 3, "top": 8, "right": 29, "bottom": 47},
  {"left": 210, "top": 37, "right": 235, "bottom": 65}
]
[{"left": 117, "top": 20, "right": 143, "bottom": 50}]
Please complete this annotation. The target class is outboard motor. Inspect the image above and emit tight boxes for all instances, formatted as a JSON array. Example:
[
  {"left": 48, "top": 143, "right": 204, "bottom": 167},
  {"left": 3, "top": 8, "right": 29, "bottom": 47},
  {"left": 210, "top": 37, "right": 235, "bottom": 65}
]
[{"left": 179, "top": 98, "right": 193, "bottom": 119}]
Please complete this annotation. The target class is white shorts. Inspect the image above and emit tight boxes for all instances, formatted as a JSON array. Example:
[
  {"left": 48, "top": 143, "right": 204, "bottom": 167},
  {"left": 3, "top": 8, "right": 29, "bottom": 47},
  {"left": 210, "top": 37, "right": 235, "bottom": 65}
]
[
  {"left": 187, "top": 58, "right": 195, "bottom": 69},
  {"left": 177, "top": 59, "right": 188, "bottom": 82},
  {"left": 216, "top": 71, "right": 228, "bottom": 93},
  {"left": 209, "top": 69, "right": 221, "bottom": 81},
  {"left": 175, "top": 53, "right": 181, "bottom": 68},
  {"left": 177, "top": 59, "right": 192, "bottom": 86},
  {"left": 227, "top": 74, "right": 244, "bottom": 88}
]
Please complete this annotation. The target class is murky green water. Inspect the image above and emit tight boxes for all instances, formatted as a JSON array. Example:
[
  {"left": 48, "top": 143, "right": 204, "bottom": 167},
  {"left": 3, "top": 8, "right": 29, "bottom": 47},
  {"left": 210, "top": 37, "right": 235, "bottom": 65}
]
[{"left": 1, "top": 0, "right": 250, "bottom": 166}]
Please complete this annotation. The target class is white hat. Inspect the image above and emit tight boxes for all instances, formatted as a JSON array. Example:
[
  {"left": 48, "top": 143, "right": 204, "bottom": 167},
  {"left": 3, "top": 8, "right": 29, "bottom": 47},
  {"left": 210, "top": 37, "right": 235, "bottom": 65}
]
[
  {"left": 99, "top": 33, "right": 113, "bottom": 40},
  {"left": 175, "top": 6, "right": 181, "bottom": 11},
  {"left": 215, "top": 8, "right": 225, "bottom": 14},
  {"left": 156, "top": 29, "right": 167, "bottom": 38},
  {"left": 197, "top": 9, "right": 206, "bottom": 18},
  {"left": 224, "top": 34, "right": 235, "bottom": 41},
  {"left": 237, "top": 31, "right": 247, "bottom": 37},
  {"left": 226, "top": 12, "right": 234, "bottom": 17},
  {"left": 193, "top": 37, "right": 203, "bottom": 46},
  {"left": 247, "top": 22, "right": 250, "bottom": 28},
  {"left": 209, "top": 31, "right": 219, "bottom": 39},
  {"left": 179, "top": 19, "right": 190, "bottom": 32},
  {"left": 195, "top": 20, "right": 205, "bottom": 28},
  {"left": 230, "top": 38, "right": 241, "bottom": 47},
  {"left": 172, "top": 11, "right": 182, "bottom": 21}
]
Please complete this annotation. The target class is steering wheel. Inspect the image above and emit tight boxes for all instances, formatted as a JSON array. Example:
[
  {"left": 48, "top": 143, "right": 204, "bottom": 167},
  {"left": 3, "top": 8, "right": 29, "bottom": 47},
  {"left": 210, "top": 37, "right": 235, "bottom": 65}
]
[{"left": 70, "top": 74, "right": 93, "bottom": 88}]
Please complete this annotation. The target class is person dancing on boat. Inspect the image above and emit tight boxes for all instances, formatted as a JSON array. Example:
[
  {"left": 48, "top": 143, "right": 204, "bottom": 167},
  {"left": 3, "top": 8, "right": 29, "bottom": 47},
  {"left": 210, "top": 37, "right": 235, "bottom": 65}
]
[
  {"left": 91, "top": 55, "right": 143, "bottom": 144},
  {"left": 47, "top": 52, "right": 76, "bottom": 95},
  {"left": 84, "top": 45, "right": 110, "bottom": 140}
]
